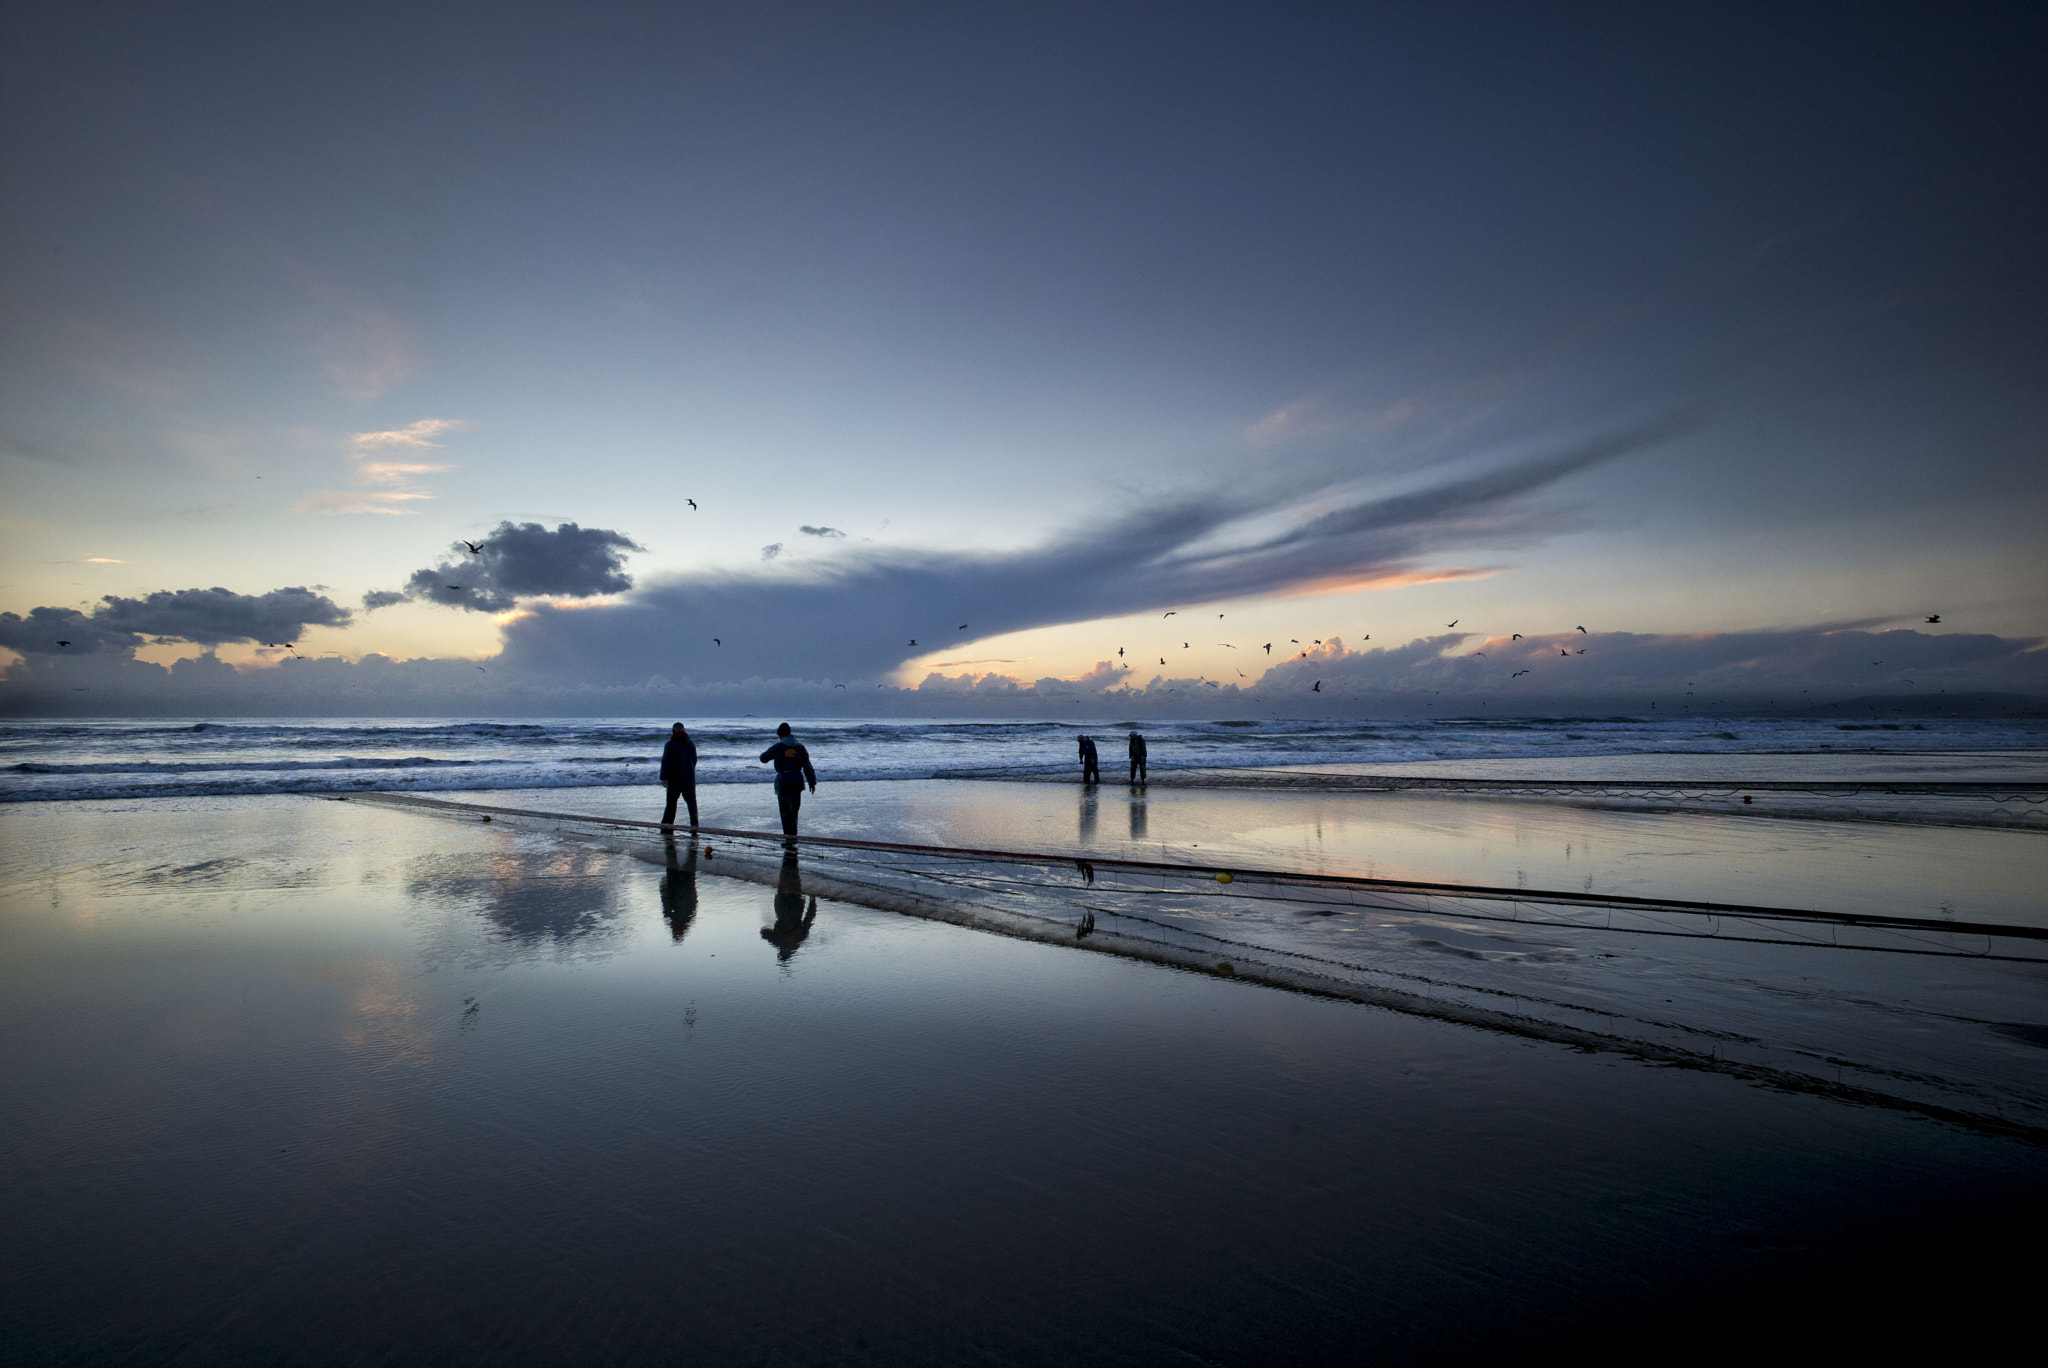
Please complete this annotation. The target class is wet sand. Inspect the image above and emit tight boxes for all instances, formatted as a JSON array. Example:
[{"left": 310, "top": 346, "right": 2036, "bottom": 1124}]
[{"left": 3, "top": 793, "right": 2045, "bottom": 1363}]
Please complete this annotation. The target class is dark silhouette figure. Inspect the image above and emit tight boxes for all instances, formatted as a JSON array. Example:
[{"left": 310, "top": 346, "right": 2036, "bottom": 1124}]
[
  {"left": 762, "top": 848, "right": 817, "bottom": 961},
  {"left": 660, "top": 722, "right": 698, "bottom": 828},
  {"left": 1127, "top": 731, "right": 1148, "bottom": 784},
  {"left": 659, "top": 838, "right": 699, "bottom": 942},
  {"left": 1078, "top": 734, "right": 1100, "bottom": 783},
  {"left": 759, "top": 723, "right": 817, "bottom": 837}
]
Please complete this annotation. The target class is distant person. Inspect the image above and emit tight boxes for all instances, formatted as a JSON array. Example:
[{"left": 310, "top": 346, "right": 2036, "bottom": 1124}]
[
  {"left": 758, "top": 722, "right": 817, "bottom": 838},
  {"left": 1078, "top": 734, "right": 1100, "bottom": 783},
  {"left": 1128, "top": 730, "right": 1148, "bottom": 784},
  {"left": 660, "top": 722, "right": 698, "bottom": 828}
]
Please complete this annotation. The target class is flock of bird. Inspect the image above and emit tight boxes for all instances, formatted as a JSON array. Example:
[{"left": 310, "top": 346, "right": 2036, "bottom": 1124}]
[{"left": 37, "top": 494, "right": 1959, "bottom": 707}]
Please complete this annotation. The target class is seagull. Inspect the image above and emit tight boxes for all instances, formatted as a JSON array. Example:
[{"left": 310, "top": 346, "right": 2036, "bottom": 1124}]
[
  {"left": 461, "top": 540, "right": 482, "bottom": 555},
  {"left": 1447, "top": 620, "right": 1458, "bottom": 628},
  {"left": 908, "top": 639, "right": 917, "bottom": 647},
  {"left": 1117, "top": 647, "right": 1124, "bottom": 656},
  {"left": 446, "top": 585, "right": 463, "bottom": 591},
  {"left": 687, "top": 499, "right": 698, "bottom": 511},
  {"left": 1575, "top": 649, "right": 1585, "bottom": 655},
  {"left": 1560, "top": 649, "right": 1570, "bottom": 656},
  {"left": 1291, "top": 639, "right": 1299, "bottom": 644},
  {"left": 1263, "top": 643, "right": 1271, "bottom": 654},
  {"left": 1184, "top": 642, "right": 1189, "bottom": 648},
  {"left": 1925, "top": 614, "right": 1940, "bottom": 623},
  {"left": 1160, "top": 658, "right": 1166, "bottom": 665},
  {"left": 1312, "top": 681, "right": 1321, "bottom": 692},
  {"left": 476, "top": 666, "right": 486, "bottom": 673},
  {"left": 1512, "top": 670, "right": 1529, "bottom": 677},
  {"left": 1218, "top": 613, "right": 1225, "bottom": 618},
  {"left": 57, "top": 640, "right": 70, "bottom": 646},
  {"left": 834, "top": 684, "right": 845, "bottom": 689},
  {"left": 1472, "top": 652, "right": 1486, "bottom": 657},
  {"left": 958, "top": 624, "right": 968, "bottom": 630},
  {"left": 1512, "top": 633, "right": 1522, "bottom": 640},
  {"left": 713, "top": 638, "right": 721, "bottom": 646},
  {"left": 1163, "top": 611, "right": 1176, "bottom": 618}
]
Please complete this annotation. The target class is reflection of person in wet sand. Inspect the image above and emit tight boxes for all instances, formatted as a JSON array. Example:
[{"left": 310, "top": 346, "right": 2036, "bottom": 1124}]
[
  {"left": 762, "top": 847, "right": 817, "bottom": 961},
  {"left": 659, "top": 837, "right": 698, "bottom": 943}
]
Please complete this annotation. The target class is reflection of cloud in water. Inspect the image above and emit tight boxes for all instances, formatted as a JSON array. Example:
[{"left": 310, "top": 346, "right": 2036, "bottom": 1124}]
[
  {"left": 294, "top": 955, "right": 434, "bottom": 1066},
  {"left": 405, "top": 844, "right": 620, "bottom": 945}
]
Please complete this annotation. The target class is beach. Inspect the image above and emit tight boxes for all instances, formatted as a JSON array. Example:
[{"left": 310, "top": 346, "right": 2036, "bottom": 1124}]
[{"left": 4, "top": 760, "right": 2047, "bottom": 1363}]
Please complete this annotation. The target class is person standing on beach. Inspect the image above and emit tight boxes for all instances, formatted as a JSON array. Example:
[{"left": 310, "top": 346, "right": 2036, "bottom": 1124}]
[
  {"left": 758, "top": 722, "right": 817, "bottom": 838},
  {"left": 1078, "top": 734, "right": 1100, "bottom": 783},
  {"left": 660, "top": 722, "right": 699, "bottom": 828},
  {"left": 1128, "top": 731, "right": 1148, "bottom": 784}
]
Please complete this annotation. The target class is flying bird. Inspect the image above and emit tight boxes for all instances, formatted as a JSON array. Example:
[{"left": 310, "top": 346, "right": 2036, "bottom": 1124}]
[
  {"left": 687, "top": 499, "right": 698, "bottom": 511},
  {"left": 834, "top": 684, "right": 845, "bottom": 689},
  {"left": 1312, "top": 681, "right": 1321, "bottom": 692},
  {"left": 713, "top": 638, "right": 721, "bottom": 646},
  {"left": 1576, "top": 626, "right": 1587, "bottom": 634},
  {"left": 1575, "top": 649, "right": 1585, "bottom": 655},
  {"left": 1925, "top": 614, "right": 1941, "bottom": 623},
  {"left": 1117, "top": 647, "right": 1124, "bottom": 657},
  {"left": 446, "top": 585, "right": 463, "bottom": 591},
  {"left": 1263, "top": 644, "right": 1271, "bottom": 654},
  {"left": 1163, "top": 611, "right": 1176, "bottom": 617},
  {"left": 1447, "top": 620, "right": 1458, "bottom": 628},
  {"left": 57, "top": 640, "right": 70, "bottom": 646},
  {"left": 908, "top": 639, "right": 917, "bottom": 647},
  {"left": 1512, "top": 633, "right": 1522, "bottom": 640},
  {"left": 1160, "top": 658, "right": 1166, "bottom": 665},
  {"left": 959, "top": 624, "right": 968, "bottom": 630},
  {"left": 1472, "top": 652, "right": 1486, "bottom": 657},
  {"left": 476, "top": 666, "right": 486, "bottom": 673},
  {"left": 1512, "top": 670, "right": 1529, "bottom": 677},
  {"left": 1218, "top": 613, "right": 1225, "bottom": 618},
  {"left": 1560, "top": 649, "right": 1570, "bottom": 656},
  {"left": 461, "top": 540, "right": 483, "bottom": 555}
]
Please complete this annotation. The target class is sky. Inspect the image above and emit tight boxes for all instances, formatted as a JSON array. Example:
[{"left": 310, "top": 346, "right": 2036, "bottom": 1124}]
[{"left": 3, "top": 0, "right": 2044, "bottom": 716}]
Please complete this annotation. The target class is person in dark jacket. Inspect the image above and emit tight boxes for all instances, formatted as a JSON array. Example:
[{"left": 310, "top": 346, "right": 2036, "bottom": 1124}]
[
  {"left": 1128, "top": 731, "right": 1148, "bottom": 784},
  {"left": 758, "top": 722, "right": 817, "bottom": 838},
  {"left": 1077, "top": 734, "right": 1100, "bottom": 783},
  {"left": 660, "top": 722, "right": 698, "bottom": 828}
]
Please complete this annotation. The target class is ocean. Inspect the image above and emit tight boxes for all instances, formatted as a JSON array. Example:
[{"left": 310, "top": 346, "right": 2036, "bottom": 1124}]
[{"left": 6, "top": 712, "right": 2045, "bottom": 803}]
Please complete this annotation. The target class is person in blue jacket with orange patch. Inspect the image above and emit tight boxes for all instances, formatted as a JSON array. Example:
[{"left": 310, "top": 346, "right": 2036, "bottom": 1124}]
[{"left": 758, "top": 723, "right": 817, "bottom": 838}]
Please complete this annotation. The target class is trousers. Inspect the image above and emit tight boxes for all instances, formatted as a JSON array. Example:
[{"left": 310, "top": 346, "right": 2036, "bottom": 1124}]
[
  {"left": 662, "top": 782, "right": 698, "bottom": 827},
  {"left": 776, "top": 782, "right": 803, "bottom": 836}
]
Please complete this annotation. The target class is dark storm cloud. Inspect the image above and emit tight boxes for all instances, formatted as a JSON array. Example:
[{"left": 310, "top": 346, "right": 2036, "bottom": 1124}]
[
  {"left": 0, "top": 587, "right": 350, "bottom": 654},
  {"left": 1247, "top": 627, "right": 2048, "bottom": 708},
  {"left": 799, "top": 526, "right": 845, "bottom": 539},
  {"left": 494, "top": 422, "right": 1679, "bottom": 686},
  {"left": 371, "top": 522, "right": 643, "bottom": 614},
  {"left": 0, "top": 606, "right": 144, "bottom": 656}
]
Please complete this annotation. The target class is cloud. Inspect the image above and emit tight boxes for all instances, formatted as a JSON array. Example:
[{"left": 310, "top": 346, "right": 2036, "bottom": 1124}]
[
  {"left": 368, "top": 521, "right": 644, "bottom": 613},
  {"left": 761, "top": 543, "right": 783, "bottom": 561},
  {"left": 0, "top": 606, "right": 144, "bottom": 656},
  {"left": 297, "top": 418, "right": 472, "bottom": 516},
  {"left": 0, "top": 586, "right": 351, "bottom": 654},
  {"left": 296, "top": 490, "right": 435, "bottom": 515},
  {"left": 798, "top": 525, "right": 845, "bottom": 539},
  {"left": 494, "top": 421, "right": 1684, "bottom": 687},
  {"left": 1243, "top": 627, "right": 2048, "bottom": 709},
  {"left": 350, "top": 419, "right": 472, "bottom": 450}
]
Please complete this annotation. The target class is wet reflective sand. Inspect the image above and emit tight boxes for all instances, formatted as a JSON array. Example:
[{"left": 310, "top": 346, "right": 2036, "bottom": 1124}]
[{"left": 3, "top": 795, "right": 2044, "bottom": 1364}]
